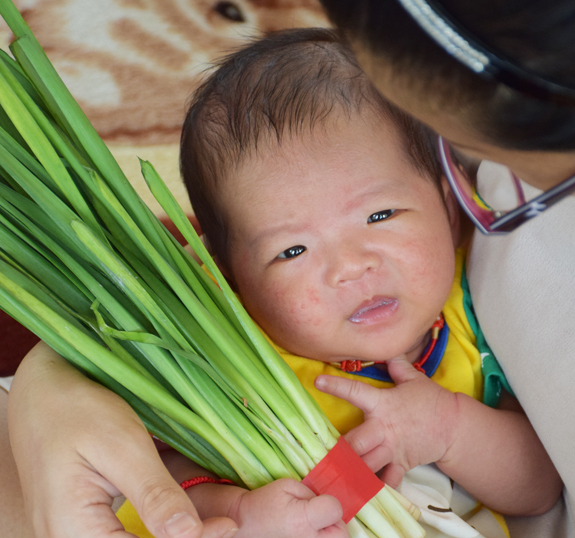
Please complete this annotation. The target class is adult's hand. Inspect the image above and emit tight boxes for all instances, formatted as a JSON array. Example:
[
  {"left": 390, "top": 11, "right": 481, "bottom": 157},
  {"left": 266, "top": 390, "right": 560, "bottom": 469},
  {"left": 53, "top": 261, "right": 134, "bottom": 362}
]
[{"left": 8, "top": 341, "right": 238, "bottom": 538}]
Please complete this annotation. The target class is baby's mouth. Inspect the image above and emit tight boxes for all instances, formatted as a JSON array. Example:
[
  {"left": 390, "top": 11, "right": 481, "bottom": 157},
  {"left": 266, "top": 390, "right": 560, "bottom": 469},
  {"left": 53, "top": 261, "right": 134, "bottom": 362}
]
[{"left": 349, "top": 297, "right": 398, "bottom": 325}]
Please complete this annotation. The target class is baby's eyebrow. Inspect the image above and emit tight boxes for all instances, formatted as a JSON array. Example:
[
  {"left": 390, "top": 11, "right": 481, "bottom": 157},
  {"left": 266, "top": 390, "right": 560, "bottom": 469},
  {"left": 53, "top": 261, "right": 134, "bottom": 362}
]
[
  {"left": 247, "top": 220, "right": 309, "bottom": 248},
  {"left": 341, "top": 183, "right": 394, "bottom": 210},
  {"left": 358, "top": 182, "right": 395, "bottom": 198}
]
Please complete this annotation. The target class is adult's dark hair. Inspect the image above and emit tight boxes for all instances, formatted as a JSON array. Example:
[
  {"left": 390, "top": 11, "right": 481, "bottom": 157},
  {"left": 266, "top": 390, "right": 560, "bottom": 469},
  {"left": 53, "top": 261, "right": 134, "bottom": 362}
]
[
  {"left": 180, "top": 27, "right": 441, "bottom": 276},
  {"left": 320, "top": 0, "right": 575, "bottom": 151}
]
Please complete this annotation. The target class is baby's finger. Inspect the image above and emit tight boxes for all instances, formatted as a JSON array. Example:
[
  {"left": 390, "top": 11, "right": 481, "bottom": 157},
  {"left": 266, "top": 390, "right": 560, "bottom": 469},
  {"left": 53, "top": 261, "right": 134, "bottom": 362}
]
[
  {"left": 315, "top": 376, "right": 380, "bottom": 413},
  {"left": 305, "top": 494, "right": 343, "bottom": 531},
  {"left": 386, "top": 356, "right": 422, "bottom": 385},
  {"left": 318, "top": 519, "right": 350, "bottom": 538},
  {"left": 360, "top": 444, "right": 395, "bottom": 474},
  {"left": 344, "top": 419, "right": 385, "bottom": 457},
  {"left": 378, "top": 463, "right": 406, "bottom": 490},
  {"left": 200, "top": 518, "right": 241, "bottom": 538}
]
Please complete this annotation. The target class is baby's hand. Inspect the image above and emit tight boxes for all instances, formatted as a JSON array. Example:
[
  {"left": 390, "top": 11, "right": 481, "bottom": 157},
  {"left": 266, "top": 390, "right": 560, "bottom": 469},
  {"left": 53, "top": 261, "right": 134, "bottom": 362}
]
[
  {"left": 315, "top": 357, "right": 460, "bottom": 488},
  {"left": 231, "top": 478, "right": 348, "bottom": 538}
]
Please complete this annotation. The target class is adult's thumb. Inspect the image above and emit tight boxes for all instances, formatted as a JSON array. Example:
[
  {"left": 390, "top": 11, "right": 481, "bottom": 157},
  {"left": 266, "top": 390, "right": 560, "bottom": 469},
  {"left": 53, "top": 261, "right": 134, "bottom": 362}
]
[
  {"left": 125, "top": 471, "right": 237, "bottom": 538},
  {"left": 101, "top": 427, "right": 237, "bottom": 538},
  {"left": 129, "top": 473, "right": 201, "bottom": 538}
]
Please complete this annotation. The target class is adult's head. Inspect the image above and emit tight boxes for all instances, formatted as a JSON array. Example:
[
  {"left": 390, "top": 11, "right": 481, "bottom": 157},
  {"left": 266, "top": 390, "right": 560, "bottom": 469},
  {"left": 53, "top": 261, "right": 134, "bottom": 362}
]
[{"left": 320, "top": 0, "right": 575, "bottom": 194}]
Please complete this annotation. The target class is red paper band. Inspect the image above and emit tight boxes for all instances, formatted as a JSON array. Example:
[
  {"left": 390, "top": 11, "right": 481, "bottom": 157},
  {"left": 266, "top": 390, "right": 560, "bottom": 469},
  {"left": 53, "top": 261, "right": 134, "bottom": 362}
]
[{"left": 302, "top": 437, "right": 384, "bottom": 523}]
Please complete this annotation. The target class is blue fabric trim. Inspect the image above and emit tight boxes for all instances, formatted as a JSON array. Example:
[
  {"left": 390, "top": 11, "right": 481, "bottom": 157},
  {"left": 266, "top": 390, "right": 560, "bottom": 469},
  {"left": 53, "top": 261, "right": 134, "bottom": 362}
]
[{"left": 350, "top": 321, "right": 450, "bottom": 383}]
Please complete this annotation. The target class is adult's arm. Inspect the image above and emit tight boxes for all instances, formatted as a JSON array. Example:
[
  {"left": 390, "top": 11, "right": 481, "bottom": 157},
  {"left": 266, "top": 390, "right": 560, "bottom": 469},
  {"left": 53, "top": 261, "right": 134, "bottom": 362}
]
[{"left": 8, "top": 341, "right": 238, "bottom": 538}]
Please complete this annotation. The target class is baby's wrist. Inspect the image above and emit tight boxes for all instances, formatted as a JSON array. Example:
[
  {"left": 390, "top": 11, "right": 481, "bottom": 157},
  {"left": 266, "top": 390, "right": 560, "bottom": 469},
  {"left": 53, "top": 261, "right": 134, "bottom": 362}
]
[
  {"left": 183, "top": 478, "right": 246, "bottom": 521},
  {"left": 437, "top": 391, "right": 472, "bottom": 471},
  {"left": 434, "top": 390, "right": 463, "bottom": 465}
]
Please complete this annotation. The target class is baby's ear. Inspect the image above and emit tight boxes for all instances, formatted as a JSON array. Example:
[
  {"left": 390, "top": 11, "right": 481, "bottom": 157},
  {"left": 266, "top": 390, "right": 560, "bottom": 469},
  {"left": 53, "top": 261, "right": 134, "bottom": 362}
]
[{"left": 440, "top": 176, "right": 463, "bottom": 247}]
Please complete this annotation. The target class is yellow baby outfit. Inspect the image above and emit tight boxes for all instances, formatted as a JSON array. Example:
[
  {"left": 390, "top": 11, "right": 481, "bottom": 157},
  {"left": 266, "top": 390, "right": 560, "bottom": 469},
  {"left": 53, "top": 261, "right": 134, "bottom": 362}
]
[{"left": 118, "top": 249, "right": 511, "bottom": 537}]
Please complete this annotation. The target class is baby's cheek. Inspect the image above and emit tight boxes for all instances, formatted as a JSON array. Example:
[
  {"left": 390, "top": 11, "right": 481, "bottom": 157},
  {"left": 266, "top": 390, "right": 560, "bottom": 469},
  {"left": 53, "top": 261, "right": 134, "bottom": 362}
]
[
  {"left": 305, "top": 288, "right": 324, "bottom": 327},
  {"left": 399, "top": 237, "right": 453, "bottom": 291},
  {"left": 271, "top": 286, "right": 325, "bottom": 329},
  {"left": 306, "top": 287, "right": 320, "bottom": 305}
]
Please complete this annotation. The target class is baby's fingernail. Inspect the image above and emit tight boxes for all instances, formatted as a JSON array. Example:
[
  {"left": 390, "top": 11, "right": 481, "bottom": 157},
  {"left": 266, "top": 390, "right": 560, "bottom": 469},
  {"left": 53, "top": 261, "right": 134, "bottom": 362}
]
[
  {"left": 223, "top": 529, "right": 239, "bottom": 538},
  {"left": 315, "top": 377, "right": 326, "bottom": 389},
  {"left": 165, "top": 512, "right": 199, "bottom": 538}
]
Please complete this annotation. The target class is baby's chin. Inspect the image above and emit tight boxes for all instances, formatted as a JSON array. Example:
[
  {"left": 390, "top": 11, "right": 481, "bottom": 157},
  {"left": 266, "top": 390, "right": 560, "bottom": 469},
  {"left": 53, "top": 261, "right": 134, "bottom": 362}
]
[
  {"left": 289, "top": 338, "right": 423, "bottom": 364},
  {"left": 272, "top": 328, "right": 424, "bottom": 365},
  {"left": 300, "top": 350, "right": 409, "bottom": 365},
  {"left": 320, "top": 356, "right": 401, "bottom": 364},
  {"left": 317, "top": 338, "right": 421, "bottom": 364}
]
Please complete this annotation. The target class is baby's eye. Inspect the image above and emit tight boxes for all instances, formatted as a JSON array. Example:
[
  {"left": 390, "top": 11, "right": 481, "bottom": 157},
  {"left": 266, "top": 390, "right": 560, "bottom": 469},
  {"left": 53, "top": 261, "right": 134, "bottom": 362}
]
[
  {"left": 368, "top": 209, "right": 396, "bottom": 223},
  {"left": 277, "top": 245, "right": 307, "bottom": 260}
]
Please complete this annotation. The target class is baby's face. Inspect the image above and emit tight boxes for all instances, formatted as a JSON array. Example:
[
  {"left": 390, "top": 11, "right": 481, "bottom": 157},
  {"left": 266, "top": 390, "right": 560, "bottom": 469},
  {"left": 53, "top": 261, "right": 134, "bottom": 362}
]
[{"left": 220, "top": 115, "right": 457, "bottom": 364}]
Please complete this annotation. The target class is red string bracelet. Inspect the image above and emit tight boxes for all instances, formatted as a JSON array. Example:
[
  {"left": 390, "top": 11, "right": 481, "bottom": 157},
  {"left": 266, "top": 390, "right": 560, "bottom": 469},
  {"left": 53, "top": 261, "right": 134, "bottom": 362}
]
[{"left": 180, "top": 477, "right": 235, "bottom": 490}]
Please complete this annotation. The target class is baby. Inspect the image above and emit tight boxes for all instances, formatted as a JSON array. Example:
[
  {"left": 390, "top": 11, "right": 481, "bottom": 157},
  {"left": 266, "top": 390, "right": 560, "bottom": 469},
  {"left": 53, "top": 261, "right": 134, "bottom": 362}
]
[{"left": 170, "top": 27, "right": 562, "bottom": 537}]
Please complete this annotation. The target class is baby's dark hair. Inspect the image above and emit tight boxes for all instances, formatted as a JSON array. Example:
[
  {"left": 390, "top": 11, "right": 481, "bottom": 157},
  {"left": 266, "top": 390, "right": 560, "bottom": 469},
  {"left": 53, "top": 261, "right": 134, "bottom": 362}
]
[{"left": 180, "top": 27, "right": 441, "bottom": 274}]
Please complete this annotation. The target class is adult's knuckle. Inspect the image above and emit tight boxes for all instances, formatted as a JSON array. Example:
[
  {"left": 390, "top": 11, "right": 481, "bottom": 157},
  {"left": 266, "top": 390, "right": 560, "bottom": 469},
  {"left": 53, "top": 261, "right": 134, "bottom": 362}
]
[{"left": 138, "top": 477, "right": 179, "bottom": 514}]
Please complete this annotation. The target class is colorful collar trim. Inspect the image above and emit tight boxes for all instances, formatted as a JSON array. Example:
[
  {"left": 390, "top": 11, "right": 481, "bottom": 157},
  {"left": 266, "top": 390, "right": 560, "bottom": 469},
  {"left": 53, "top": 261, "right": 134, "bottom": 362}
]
[{"left": 341, "top": 319, "right": 450, "bottom": 383}]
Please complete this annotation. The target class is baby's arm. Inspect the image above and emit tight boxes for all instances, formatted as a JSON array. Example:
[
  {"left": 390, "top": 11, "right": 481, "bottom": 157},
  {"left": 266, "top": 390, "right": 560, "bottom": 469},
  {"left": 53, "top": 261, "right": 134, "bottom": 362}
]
[
  {"left": 163, "top": 450, "right": 348, "bottom": 538},
  {"left": 9, "top": 341, "right": 237, "bottom": 538},
  {"left": 316, "top": 357, "right": 563, "bottom": 517}
]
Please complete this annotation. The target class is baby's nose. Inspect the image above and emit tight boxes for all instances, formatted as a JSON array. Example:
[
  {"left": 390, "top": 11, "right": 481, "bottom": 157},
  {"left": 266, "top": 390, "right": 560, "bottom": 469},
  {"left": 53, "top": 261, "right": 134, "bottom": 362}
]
[{"left": 325, "top": 244, "right": 382, "bottom": 287}]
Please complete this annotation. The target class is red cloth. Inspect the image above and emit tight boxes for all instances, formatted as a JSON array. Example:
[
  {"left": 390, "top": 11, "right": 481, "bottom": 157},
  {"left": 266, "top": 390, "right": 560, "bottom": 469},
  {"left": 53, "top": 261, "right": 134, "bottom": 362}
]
[
  {"left": 0, "top": 310, "right": 40, "bottom": 376},
  {"left": 0, "top": 216, "right": 199, "bottom": 377}
]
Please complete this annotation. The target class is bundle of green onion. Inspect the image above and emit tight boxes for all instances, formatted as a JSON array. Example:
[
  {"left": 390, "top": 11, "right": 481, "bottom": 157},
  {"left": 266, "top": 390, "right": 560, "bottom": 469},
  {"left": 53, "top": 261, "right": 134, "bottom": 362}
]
[{"left": 0, "top": 2, "right": 425, "bottom": 537}]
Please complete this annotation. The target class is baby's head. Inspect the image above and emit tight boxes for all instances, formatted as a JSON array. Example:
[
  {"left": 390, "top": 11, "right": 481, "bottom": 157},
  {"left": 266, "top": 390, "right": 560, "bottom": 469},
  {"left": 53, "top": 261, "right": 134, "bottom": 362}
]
[{"left": 181, "top": 28, "right": 460, "bottom": 364}]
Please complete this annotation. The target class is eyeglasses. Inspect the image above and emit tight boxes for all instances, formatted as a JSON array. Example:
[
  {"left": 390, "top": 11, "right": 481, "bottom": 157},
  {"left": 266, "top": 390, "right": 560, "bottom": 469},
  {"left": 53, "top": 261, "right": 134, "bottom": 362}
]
[{"left": 438, "top": 136, "right": 575, "bottom": 234}]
